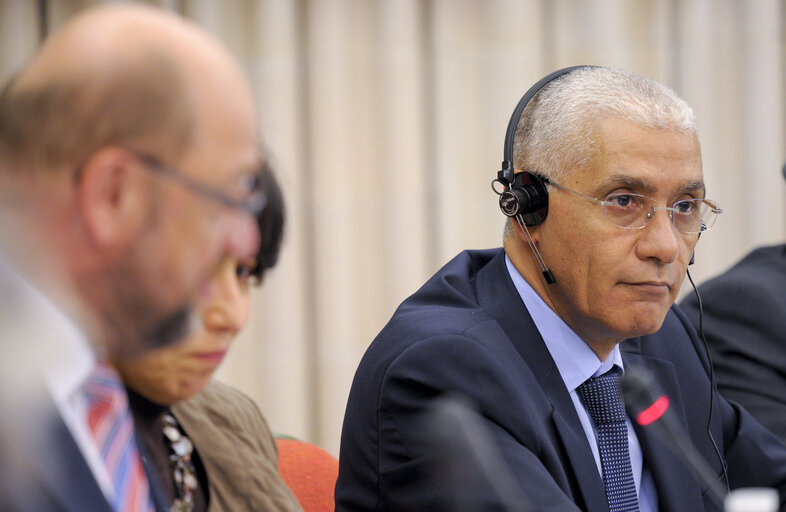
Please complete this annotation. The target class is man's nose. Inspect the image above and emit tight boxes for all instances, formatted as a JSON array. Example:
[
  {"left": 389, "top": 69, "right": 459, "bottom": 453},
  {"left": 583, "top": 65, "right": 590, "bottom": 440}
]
[
  {"left": 203, "top": 261, "right": 248, "bottom": 335},
  {"left": 636, "top": 207, "right": 681, "bottom": 264}
]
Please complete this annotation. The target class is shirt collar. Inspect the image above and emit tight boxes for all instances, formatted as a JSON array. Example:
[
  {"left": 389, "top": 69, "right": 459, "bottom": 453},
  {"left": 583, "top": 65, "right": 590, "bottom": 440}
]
[
  {"left": 0, "top": 256, "right": 95, "bottom": 402},
  {"left": 504, "top": 254, "right": 623, "bottom": 392},
  {"left": 43, "top": 318, "right": 95, "bottom": 405}
]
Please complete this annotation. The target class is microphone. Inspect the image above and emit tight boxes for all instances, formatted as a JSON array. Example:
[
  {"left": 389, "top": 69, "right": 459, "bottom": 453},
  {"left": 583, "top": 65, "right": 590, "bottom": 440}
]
[
  {"left": 621, "top": 366, "right": 727, "bottom": 507},
  {"left": 514, "top": 216, "right": 556, "bottom": 285},
  {"left": 493, "top": 173, "right": 555, "bottom": 285},
  {"left": 424, "top": 394, "right": 530, "bottom": 511}
]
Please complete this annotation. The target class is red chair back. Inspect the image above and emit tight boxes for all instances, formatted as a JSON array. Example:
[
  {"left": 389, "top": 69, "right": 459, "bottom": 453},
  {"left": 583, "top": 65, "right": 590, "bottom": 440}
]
[{"left": 275, "top": 437, "right": 338, "bottom": 512}]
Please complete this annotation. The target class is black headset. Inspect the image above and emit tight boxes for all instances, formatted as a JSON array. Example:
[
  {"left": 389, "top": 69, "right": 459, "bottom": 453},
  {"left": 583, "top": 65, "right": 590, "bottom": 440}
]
[{"left": 493, "top": 66, "right": 597, "bottom": 226}]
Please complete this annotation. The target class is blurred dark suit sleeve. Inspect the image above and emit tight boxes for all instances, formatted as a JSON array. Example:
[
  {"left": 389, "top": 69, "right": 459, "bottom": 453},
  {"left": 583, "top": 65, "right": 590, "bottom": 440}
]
[{"left": 680, "top": 244, "right": 786, "bottom": 443}]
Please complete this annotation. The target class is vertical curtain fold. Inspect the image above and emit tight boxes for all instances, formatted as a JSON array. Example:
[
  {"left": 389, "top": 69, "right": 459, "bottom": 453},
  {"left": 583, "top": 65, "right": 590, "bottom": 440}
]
[{"left": 1, "top": 0, "right": 783, "bottom": 455}]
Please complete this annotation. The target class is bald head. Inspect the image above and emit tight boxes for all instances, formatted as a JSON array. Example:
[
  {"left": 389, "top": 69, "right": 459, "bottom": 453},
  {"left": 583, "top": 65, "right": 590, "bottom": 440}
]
[
  {"left": 0, "top": 3, "right": 253, "bottom": 174},
  {"left": 0, "top": 4, "right": 264, "bottom": 357}
]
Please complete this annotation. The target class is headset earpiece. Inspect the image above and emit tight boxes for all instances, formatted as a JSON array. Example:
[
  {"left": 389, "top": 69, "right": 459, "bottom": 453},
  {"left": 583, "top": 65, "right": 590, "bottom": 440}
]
[{"left": 498, "top": 172, "right": 549, "bottom": 226}]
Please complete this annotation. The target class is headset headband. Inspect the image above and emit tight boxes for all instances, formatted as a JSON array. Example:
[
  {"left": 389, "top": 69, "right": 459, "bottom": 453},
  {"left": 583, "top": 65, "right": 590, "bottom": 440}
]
[{"left": 499, "top": 65, "right": 597, "bottom": 186}]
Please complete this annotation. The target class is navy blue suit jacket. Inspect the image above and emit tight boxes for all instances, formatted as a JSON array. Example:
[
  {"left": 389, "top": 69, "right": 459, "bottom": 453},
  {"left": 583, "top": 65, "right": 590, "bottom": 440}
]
[
  {"left": 0, "top": 386, "right": 113, "bottom": 512},
  {"left": 336, "top": 248, "right": 786, "bottom": 511},
  {"left": 0, "top": 382, "right": 171, "bottom": 512}
]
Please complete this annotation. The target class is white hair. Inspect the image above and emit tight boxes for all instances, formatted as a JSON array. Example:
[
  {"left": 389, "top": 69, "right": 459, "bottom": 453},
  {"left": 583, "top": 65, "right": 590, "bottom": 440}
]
[{"left": 512, "top": 66, "right": 697, "bottom": 183}]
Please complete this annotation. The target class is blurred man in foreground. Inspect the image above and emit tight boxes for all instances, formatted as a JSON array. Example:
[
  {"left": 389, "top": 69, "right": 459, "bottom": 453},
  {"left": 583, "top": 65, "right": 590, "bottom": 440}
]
[{"left": 0, "top": 4, "right": 265, "bottom": 510}]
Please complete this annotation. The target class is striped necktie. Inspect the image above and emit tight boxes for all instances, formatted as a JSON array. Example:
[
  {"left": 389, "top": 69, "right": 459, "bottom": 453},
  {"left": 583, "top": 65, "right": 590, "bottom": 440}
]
[
  {"left": 577, "top": 366, "right": 640, "bottom": 512},
  {"left": 84, "top": 362, "right": 154, "bottom": 512}
]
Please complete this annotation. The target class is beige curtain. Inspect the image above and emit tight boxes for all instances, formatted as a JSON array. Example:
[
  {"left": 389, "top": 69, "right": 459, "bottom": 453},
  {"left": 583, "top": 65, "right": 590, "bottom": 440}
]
[{"left": 1, "top": 0, "right": 783, "bottom": 456}]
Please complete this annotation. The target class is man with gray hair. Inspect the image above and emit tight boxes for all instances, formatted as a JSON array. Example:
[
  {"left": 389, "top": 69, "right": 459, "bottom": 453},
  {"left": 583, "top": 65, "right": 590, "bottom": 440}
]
[
  {"left": 0, "top": 4, "right": 266, "bottom": 510},
  {"left": 336, "top": 66, "right": 786, "bottom": 511}
]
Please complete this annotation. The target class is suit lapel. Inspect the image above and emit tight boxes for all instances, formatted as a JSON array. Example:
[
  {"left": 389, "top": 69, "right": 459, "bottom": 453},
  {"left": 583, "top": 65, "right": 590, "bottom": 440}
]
[
  {"left": 475, "top": 250, "right": 609, "bottom": 512},
  {"left": 30, "top": 405, "right": 113, "bottom": 512},
  {"left": 545, "top": 371, "right": 610, "bottom": 512},
  {"left": 621, "top": 346, "right": 705, "bottom": 512}
]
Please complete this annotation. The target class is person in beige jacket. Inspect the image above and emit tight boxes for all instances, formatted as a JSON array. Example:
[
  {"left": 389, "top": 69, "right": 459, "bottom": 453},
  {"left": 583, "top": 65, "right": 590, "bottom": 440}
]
[{"left": 114, "top": 165, "right": 302, "bottom": 511}]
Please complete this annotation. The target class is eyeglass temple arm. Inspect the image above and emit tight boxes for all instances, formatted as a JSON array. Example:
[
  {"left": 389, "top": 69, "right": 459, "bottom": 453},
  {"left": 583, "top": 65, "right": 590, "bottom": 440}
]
[{"left": 545, "top": 179, "right": 612, "bottom": 207}]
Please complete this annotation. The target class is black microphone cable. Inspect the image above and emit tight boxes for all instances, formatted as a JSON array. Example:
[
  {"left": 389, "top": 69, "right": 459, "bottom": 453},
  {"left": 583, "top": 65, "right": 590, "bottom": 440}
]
[{"left": 686, "top": 267, "right": 731, "bottom": 494}]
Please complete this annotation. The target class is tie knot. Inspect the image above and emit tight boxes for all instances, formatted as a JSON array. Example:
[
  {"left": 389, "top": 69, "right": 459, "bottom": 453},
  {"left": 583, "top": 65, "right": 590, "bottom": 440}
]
[
  {"left": 84, "top": 361, "right": 125, "bottom": 399},
  {"left": 83, "top": 362, "right": 128, "bottom": 432},
  {"left": 577, "top": 366, "right": 627, "bottom": 425}
]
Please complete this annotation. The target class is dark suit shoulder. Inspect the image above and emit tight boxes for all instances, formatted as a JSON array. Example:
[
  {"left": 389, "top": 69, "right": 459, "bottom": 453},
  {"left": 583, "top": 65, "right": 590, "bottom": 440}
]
[
  {"left": 679, "top": 244, "right": 786, "bottom": 444},
  {"left": 402, "top": 248, "right": 500, "bottom": 309},
  {"left": 363, "top": 248, "right": 504, "bottom": 367},
  {"left": 684, "top": 243, "right": 786, "bottom": 304},
  {"left": 679, "top": 243, "right": 786, "bottom": 365}
]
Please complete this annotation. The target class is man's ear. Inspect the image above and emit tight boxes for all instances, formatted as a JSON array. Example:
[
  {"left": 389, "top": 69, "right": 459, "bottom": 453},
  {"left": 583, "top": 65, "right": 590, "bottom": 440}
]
[
  {"left": 76, "top": 146, "right": 149, "bottom": 251},
  {"left": 509, "top": 216, "right": 541, "bottom": 244}
]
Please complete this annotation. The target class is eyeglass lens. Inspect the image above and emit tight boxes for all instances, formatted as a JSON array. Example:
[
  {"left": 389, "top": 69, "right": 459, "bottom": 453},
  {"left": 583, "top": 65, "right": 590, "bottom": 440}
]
[{"left": 603, "top": 194, "right": 718, "bottom": 233}]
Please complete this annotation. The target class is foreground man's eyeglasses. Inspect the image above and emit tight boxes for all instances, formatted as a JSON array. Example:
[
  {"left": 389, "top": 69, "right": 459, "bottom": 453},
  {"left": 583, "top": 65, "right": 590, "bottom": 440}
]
[{"left": 127, "top": 148, "right": 267, "bottom": 217}]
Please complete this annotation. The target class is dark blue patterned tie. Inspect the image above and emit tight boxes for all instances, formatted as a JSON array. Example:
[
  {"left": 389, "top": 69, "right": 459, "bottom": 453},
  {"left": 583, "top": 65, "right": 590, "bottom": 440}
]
[{"left": 577, "top": 366, "right": 639, "bottom": 512}]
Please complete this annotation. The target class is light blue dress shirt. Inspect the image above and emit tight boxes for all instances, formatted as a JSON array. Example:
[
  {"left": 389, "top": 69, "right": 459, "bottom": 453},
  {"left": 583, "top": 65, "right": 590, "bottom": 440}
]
[{"left": 505, "top": 255, "right": 657, "bottom": 511}]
